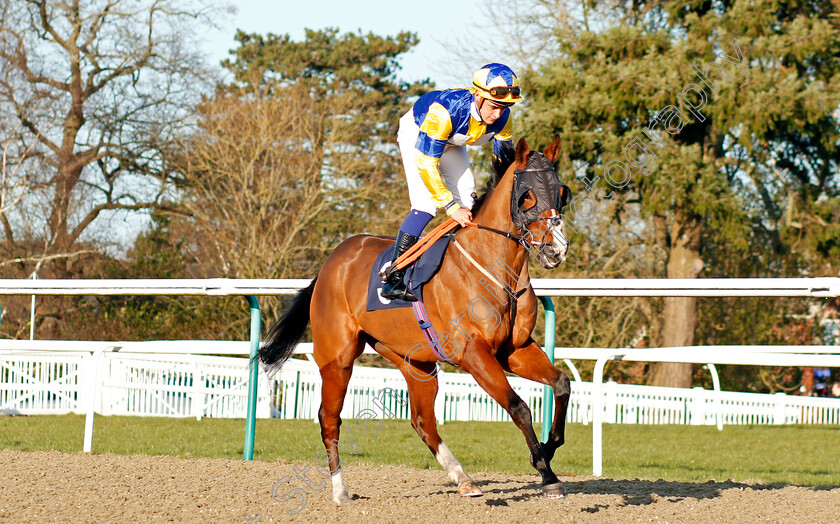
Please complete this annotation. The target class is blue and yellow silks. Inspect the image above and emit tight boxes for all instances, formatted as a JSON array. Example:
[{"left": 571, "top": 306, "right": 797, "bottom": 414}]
[{"left": 411, "top": 88, "right": 512, "bottom": 211}]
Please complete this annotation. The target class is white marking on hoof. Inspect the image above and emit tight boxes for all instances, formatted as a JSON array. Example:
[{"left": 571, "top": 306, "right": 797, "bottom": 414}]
[
  {"left": 435, "top": 442, "right": 473, "bottom": 486},
  {"left": 331, "top": 470, "right": 352, "bottom": 505}
]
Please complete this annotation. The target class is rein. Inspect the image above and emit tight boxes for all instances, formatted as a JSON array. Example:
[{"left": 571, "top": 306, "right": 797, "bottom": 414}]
[
  {"left": 390, "top": 219, "right": 525, "bottom": 275},
  {"left": 515, "top": 168, "right": 555, "bottom": 174},
  {"left": 470, "top": 223, "right": 525, "bottom": 243},
  {"left": 390, "top": 164, "right": 565, "bottom": 273}
]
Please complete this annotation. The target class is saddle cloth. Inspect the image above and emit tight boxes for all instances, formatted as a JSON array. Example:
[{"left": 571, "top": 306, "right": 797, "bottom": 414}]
[{"left": 366, "top": 236, "right": 452, "bottom": 311}]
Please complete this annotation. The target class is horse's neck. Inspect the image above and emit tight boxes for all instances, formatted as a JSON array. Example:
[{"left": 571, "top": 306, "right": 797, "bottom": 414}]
[
  {"left": 474, "top": 168, "right": 516, "bottom": 232},
  {"left": 462, "top": 172, "right": 529, "bottom": 283}
]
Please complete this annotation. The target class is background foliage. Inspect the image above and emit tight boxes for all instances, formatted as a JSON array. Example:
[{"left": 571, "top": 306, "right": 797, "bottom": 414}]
[{"left": 0, "top": 1, "right": 837, "bottom": 393}]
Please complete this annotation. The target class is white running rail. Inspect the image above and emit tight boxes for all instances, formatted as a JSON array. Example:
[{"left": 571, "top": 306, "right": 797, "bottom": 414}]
[
  {"left": 2, "top": 340, "right": 839, "bottom": 466},
  {"left": 1, "top": 277, "right": 838, "bottom": 468}
]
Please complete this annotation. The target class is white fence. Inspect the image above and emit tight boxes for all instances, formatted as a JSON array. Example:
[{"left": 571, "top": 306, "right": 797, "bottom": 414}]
[
  {"left": 2, "top": 277, "right": 839, "bottom": 473},
  {"left": 3, "top": 341, "right": 839, "bottom": 426}
]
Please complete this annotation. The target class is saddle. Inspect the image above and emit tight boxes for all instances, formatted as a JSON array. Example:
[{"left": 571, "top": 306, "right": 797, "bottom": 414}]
[{"left": 366, "top": 234, "right": 452, "bottom": 312}]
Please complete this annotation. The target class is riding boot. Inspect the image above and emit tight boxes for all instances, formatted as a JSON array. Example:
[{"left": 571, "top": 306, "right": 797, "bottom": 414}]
[{"left": 381, "top": 231, "right": 420, "bottom": 301}]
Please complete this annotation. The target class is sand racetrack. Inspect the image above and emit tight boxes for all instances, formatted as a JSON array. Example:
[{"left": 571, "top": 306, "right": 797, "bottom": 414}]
[{"left": 1, "top": 449, "right": 837, "bottom": 523}]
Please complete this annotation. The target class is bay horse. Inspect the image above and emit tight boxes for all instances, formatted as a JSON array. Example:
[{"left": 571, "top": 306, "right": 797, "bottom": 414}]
[{"left": 259, "top": 136, "right": 572, "bottom": 503}]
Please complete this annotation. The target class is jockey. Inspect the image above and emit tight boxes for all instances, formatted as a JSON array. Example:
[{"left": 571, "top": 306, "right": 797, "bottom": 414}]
[{"left": 381, "top": 63, "right": 523, "bottom": 301}]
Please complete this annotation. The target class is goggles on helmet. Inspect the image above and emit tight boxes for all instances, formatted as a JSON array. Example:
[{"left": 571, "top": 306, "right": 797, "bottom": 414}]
[
  {"left": 482, "top": 85, "right": 520, "bottom": 99},
  {"left": 472, "top": 63, "right": 523, "bottom": 104}
]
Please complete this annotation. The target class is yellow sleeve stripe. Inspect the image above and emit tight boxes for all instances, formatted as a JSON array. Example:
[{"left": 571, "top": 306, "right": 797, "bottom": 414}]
[
  {"left": 418, "top": 102, "right": 453, "bottom": 142},
  {"left": 416, "top": 151, "right": 454, "bottom": 208}
]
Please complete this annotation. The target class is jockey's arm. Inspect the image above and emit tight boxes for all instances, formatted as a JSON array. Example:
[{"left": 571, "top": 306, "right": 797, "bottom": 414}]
[
  {"left": 415, "top": 102, "right": 462, "bottom": 216},
  {"left": 492, "top": 113, "right": 513, "bottom": 161}
]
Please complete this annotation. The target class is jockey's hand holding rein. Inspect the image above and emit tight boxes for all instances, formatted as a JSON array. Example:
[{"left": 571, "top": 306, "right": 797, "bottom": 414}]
[{"left": 448, "top": 206, "right": 473, "bottom": 227}]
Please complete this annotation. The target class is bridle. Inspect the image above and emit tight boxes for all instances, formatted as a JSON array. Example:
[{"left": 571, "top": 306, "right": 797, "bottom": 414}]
[
  {"left": 451, "top": 161, "right": 570, "bottom": 326},
  {"left": 467, "top": 162, "right": 570, "bottom": 262}
]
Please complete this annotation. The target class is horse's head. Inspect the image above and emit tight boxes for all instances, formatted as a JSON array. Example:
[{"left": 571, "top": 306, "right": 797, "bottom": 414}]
[{"left": 510, "top": 136, "right": 571, "bottom": 269}]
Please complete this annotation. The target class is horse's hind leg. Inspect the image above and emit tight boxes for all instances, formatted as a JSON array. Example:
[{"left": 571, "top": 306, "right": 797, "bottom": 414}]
[
  {"left": 315, "top": 334, "right": 364, "bottom": 505},
  {"left": 375, "top": 343, "right": 482, "bottom": 497}
]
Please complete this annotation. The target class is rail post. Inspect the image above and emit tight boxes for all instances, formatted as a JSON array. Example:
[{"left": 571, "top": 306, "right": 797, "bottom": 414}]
[
  {"left": 539, "top": 296, "right": 556, "bottom": 444},
  {"left": 243, "top": 295, "right": 261, "bottom": 460}
]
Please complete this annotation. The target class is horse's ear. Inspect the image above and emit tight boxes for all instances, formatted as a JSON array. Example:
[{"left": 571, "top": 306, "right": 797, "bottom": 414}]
[
  {"left": 544, "top": 134, "right": 562, "bottom": 164},
  {"left": 515, "top": 137, "right": 530, "bottom": 169}
]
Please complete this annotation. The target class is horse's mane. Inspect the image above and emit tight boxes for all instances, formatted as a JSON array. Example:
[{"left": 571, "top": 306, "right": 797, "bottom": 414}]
[{"left": 471, "top": 140, "right": 516, "bottom": 215}]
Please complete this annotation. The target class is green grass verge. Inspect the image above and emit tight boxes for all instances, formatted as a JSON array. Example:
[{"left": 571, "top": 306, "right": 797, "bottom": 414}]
[{"left": 1, "top": 414, "right": 838, "bottom": 486}]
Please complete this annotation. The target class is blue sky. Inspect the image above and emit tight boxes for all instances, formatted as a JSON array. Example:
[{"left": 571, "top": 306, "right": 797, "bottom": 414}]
[{"left": 202, "top": 0, "right": 486, "bottom": 87}]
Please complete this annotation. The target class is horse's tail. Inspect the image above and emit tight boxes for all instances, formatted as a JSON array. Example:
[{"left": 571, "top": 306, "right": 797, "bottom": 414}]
[{"left": 257, "top": 278, "right": 316, "bottom": 375}]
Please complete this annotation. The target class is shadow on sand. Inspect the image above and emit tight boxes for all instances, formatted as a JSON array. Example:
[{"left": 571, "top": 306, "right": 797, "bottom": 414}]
[{"left": 463, "top": 476, "right": 834, "bottom": 511}]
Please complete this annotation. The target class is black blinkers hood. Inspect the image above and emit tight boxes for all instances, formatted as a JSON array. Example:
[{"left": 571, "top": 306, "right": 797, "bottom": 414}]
[{"left": 510, "top": 152, "right": 570, "bottom": 232}]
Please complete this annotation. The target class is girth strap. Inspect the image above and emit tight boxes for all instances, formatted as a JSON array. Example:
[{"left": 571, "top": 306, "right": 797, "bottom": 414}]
[
  {"left": 411, "top": 301, "right": 456, "bottom": 365},
  {"left": 402, "top": 231, "right": 530, "bottom": 362}
]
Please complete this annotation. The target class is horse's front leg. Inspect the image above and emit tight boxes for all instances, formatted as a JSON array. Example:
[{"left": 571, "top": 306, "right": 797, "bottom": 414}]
[
  {"left": 459, "top": 340, "right": 566, "bottom": 498},
  {"left": 501, "top": 339, "right": 571, "bottom": 464}
]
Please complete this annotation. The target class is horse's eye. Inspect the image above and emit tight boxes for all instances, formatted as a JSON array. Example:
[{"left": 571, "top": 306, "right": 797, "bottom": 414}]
[{"left": 518, "top": 189, "right": 537, "bottom": 211}]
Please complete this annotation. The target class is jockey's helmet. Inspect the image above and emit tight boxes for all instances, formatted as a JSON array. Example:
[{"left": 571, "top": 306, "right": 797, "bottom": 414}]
[{"left": 472, "top": 63, "right": 523, "bottom": 105}]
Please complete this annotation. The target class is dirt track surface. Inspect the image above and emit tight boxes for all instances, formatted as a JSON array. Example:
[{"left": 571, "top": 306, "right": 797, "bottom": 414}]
[{"left": 1, "top": 450, "right": 837, "bottom": 523}]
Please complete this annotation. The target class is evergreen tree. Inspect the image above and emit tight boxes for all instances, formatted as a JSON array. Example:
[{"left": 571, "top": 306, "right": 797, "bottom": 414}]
[{"left": 519, "top": 0, "right": 840, "bottom": 386}]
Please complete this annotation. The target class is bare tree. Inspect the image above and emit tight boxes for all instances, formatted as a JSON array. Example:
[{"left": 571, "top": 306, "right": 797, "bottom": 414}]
[
  {"left": 169, "top": 86, "right": 386, "bottom": 286},
  {"left": 435, "top": 0, "right": 585, "bottom": 84},
  {"left": 0, "top": 122, "right": 35, "bottom": 242},
  {"left": 0, "top": 0, "right": 227, "bottom": 277}
]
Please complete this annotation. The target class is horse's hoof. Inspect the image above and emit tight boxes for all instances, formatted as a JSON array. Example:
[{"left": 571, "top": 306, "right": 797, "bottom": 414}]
[
  {"left": 458, "top": 481, "right": 484, "bottom": 497},
  {"left": 333, "top": 492, "right": 353, "bottom": 505},
  {"left": 542, "top": 482, "right": 566, "bottom": 499}
]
